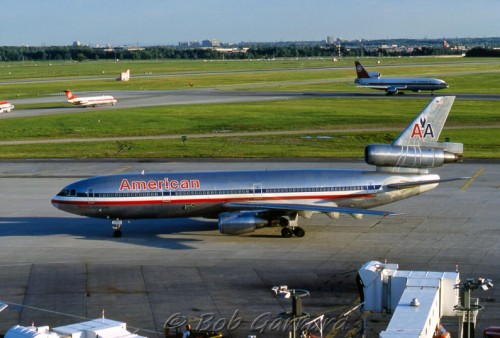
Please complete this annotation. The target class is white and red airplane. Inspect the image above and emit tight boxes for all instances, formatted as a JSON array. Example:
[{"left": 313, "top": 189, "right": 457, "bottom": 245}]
[
  {"left": 0, "top": 101, "right": 15, "bottom": 114},
  {"left": 64, "top": 90, "right": 117, "bottom": 107}
]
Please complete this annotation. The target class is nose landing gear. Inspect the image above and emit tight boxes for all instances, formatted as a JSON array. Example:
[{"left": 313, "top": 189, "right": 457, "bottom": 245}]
[{"left": 112, "top": 219, "right": 123, "bottom": 238}]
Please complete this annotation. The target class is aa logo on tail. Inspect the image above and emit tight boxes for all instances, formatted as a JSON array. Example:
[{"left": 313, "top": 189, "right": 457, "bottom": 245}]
[{"left": 410, "top": 117, "right": 435, "bottom": 139}]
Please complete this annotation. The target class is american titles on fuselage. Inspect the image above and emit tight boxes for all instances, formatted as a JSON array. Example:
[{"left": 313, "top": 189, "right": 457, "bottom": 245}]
[{"left": 119, "top": 177, "right": 201, "bottom": 191}]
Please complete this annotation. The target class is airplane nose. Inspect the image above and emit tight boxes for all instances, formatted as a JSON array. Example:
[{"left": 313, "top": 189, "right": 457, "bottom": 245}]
[
  {"left": 51, "top": 197, "right": 61, "bottom": 209},
  {"left": 51, "top": 200, "right": 58, "bottom": 208}
]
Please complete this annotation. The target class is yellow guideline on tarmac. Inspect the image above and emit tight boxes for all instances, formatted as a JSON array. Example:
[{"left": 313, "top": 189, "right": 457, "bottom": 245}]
[{"left": 461, "top": 167, "right": 485, "bottom": 191}]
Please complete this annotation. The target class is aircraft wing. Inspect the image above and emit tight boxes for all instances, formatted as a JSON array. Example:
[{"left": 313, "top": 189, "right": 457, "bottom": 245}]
[
  {"left": 355, "top": 84, "right": 391, "bottom": 89},
  {"left": 386, "top": 85, "right": 407, "bottom": 93},
  {"left": 224, "top": 202, "right": 396, "bottom": 217},
  {"left": 355, "top": 83, "right": 407, "bottom": 90}
]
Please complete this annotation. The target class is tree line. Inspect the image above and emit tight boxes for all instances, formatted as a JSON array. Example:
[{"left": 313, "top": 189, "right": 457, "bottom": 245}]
[{"left": 0, "top": 45, "right": 496, "bottom": 62}]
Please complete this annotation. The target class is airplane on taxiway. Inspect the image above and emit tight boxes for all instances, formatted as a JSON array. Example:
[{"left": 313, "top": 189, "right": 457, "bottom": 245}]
[
  {"left": 52, "top": 96, "right": 463, "bottom": 238},
  {"left": 0, "top": 101, "right": 15, "bottom": 114},
  {"left": 64, "top": 90, "right": 117, "bottom": 107},
  {"left": 354, "top": 61, "right": 449, "bottom": 95}
]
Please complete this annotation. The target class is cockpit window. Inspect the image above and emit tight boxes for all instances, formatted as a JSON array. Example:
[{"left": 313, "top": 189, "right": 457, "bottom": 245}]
[{"left": 57, "top": 189, "right": 76, "bottom": 197}]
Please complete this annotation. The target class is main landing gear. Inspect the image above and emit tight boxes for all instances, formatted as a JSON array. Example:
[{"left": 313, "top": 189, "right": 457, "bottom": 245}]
[
  {"left": 281, "top": 226, "right": 305, "bottom": 238},
  {"left": 279, "top": 214, "right": 305, "bottom": 238},
  {"left": 112, "top": 219, "right": 123, "bottom": 238}
]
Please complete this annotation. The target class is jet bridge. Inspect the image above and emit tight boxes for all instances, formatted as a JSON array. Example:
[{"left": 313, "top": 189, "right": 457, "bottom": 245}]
[
  {"left": 357, "top": 261, "right": 460, "bottom": 338},
  {"left": 5, "top": 318, "right": 147, "bottom": 338}
]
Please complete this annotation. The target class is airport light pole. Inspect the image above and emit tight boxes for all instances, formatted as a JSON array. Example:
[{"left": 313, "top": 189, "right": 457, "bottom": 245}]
[
  {"left": 271, "top": 286, "right": 310, "bottom": 338},
  {"left": 454, "top": 277, "right": 493, "bottom": 338}
]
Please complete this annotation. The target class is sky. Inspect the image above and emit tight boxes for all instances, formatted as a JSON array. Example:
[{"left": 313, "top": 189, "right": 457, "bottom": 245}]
[{"left": 2, "top": 0, "right": 499, "bottom": 46}]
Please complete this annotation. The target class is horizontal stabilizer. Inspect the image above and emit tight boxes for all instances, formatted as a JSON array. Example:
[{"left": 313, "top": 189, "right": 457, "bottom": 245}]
[
  {"left": 386, "top": 177, "right": 469, "bottom": 189},
  {"left": 224, "top": 202, "right": 397, "bottom": 217}
]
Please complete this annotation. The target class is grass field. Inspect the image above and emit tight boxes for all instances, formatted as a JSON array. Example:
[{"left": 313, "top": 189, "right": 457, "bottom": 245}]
[
  {"left": 2, "top": 57, "right": 500, "bottom": 98},
  {"left": 0, "top": 57, "right": 499, "bottom": 158}
]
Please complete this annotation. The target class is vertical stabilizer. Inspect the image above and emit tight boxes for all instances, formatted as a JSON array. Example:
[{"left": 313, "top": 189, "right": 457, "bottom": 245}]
[
  {"left": 393, "top": 96, "right": 455, "bottom": 147},
  {"left": 355, "top": 61, "right": 371, "bottom": 78},
  {"left": 64, "top": 90, "right": 76, "bottom": 100}
]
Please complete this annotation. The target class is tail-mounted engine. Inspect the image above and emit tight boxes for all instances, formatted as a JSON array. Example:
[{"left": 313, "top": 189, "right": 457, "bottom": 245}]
[{"left": 365, "top": 143, "right": 463, "bottom": 169}]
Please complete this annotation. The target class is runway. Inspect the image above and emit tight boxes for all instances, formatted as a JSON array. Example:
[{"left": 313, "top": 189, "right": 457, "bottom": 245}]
[
  {"left": 4, "top": 89, "right": 500, "bottom": 120},
  {"left": 0, "top": 160, "right": 498, "bottom": 337}
]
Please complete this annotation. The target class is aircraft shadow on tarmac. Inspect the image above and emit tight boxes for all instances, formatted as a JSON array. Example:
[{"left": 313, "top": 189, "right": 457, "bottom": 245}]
[
  {"left": 0, "top": 216, "right": 227, "bottom": 250},
  {"left": 26, "top": 105, "right": 68, "bottom": 110},
  {"left": 0, "top": 216, "right": 293, "bottom": 251}
]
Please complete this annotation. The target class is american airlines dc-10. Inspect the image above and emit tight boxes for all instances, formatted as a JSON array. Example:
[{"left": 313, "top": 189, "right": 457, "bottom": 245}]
[
  {"left": 52, "top": 96, "right": 463, "bottom": 238},
  {"left": 354, "top": 61, "right": 449, "bottom": 95}
]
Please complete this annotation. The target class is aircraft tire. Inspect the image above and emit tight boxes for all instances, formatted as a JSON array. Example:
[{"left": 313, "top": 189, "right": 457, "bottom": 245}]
[
  {"left": 293, "top": 227, "right": 305, "bottom": 238},
  {"left": 281, "top": 228, "right": 293, "bottom": 238}
]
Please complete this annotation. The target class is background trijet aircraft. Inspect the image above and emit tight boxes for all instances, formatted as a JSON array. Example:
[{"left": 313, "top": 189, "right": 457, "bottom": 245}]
[
  {"left": 52, "top": 96, "right": 463, "bottom": 238},
  {"left": 64, "top": 89, "right": 117, "bottom": 107},
  {"left": 0, "top": 101, "right": 15, "bottom": 114},
  {"left": 354, "top": 61, "right": 449, "bottom": 95}
]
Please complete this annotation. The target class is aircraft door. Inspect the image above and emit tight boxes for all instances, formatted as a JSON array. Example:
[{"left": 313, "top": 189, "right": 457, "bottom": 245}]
[
  {"left": 162, "top": 187, "right": 171, "bottom": 202},
  {"left": 253, "top": 183, "right": 263, "bottom": 199},
  {"left": 87, "top": 188, "right": 95, "bottom": 205},
  {"left": 368, "top": 181, "right": 377, "bottom": 193}
]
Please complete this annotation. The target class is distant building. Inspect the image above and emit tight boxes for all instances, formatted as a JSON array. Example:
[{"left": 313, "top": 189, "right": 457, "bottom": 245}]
[
  {"left": 202, "top": 39, "right": 220, "bottom": 47},
  {"left": 214, "top": 47, "right": 249, "bottom": 54},
  {"left": 178, "top": 41, "right": 201, "bottom": 48},
  {"left": 72, "top": 41, "right": 81, "bottom": 47},
  {"left": 125, "top": 47, "right": 145, "bottom": 51},
  {"left": 379, "top": 44, "right": 400, "bottom": 52}
]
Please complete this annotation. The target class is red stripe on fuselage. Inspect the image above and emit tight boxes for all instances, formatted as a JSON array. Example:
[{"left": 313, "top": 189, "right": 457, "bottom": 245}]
[{"left": 52, "top": 193, "right": 375, "bottom": 207}]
